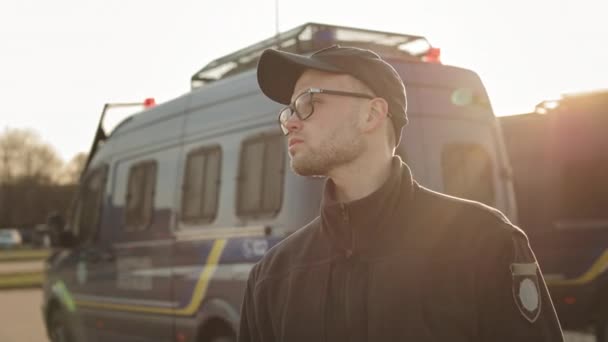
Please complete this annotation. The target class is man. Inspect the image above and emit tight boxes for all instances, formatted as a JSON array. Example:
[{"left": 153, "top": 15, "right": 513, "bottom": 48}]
[{"left": 239, "top": 45, "right": 564, "bottom": 341}]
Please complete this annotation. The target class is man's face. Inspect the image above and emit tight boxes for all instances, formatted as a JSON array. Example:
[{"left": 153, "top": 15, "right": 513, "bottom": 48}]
[{"left": 285, "top": 69, "right": 369, "bottom": 177}]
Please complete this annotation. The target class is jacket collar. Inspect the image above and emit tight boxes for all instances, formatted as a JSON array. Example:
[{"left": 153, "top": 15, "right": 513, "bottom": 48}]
[{"left": 320, "top": 156, "right": 415, "bottom": 256}]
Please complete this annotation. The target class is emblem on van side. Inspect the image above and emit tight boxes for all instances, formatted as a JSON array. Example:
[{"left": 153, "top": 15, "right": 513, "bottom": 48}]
[{"left": 242, "top": 239, "right": 268, "bottom": 259}]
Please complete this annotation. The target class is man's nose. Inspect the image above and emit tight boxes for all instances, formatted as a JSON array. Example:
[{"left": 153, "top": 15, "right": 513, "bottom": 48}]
[{"left": 285, "top": 112, "right": 303, "bottom": 134}]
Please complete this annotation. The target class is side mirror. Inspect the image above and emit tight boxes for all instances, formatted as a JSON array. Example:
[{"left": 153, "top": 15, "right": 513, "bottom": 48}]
[{"left": 46, "top": 213, "right": 75, "bottom": 249}]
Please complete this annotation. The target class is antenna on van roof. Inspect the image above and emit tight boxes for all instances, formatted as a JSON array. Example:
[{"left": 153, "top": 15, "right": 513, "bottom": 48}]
[
  {"left": 81, "top": 99, "right": 156, "bottom": 179},
  {"left": 274, "top": 0, "right": 280, "bottom": 46},
  {"left": 190, "top": 22, "right": 432, "bottom": 89}
]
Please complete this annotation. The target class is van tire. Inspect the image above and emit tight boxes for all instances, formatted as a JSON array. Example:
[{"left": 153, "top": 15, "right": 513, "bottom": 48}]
[
  {"left": 48, "top": 308, "right": 74, "bottom": 342},
  {"left": 198, "top": 317, "right": 236, "bottom": 342}
]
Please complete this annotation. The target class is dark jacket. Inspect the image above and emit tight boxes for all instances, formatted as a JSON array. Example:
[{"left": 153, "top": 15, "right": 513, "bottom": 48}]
[{"left": 239, "top": 157, "right": 563, "bottom": 341}]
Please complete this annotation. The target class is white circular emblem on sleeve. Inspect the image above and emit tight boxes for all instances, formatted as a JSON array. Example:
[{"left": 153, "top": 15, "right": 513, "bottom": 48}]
[{"left": 519, "top": 278, "right": 539, "bottom": 312}]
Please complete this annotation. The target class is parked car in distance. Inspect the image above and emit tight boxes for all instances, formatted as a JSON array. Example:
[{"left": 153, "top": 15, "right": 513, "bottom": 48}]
[{"left": 0, "top": 229, "right": 23, "bottom": 249}]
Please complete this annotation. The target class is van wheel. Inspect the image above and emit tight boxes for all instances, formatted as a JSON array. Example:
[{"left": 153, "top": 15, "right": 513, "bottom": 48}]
[
  {"left": 49, "top": 309, "right": 74, "bottom": 342},
  {"left": 198, "top": 318, "right": 236, "bottom": 342}
]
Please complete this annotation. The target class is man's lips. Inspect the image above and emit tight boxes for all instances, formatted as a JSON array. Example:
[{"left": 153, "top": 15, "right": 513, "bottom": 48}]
[{"left": 288, "top": 138, "right": 304, "bottom": 148}]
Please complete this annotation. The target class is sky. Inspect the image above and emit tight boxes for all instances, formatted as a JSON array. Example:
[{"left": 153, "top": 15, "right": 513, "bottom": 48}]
[{"left": 1, "top": 0, "right": 606, "bottom": 162}]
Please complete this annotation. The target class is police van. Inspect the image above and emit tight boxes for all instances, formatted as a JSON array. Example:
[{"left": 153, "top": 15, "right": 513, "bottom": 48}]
[
  {"left": 500, "top": 90, "right": 608, "bottom": 341},
  {"left": 42, "top": 23, "right": 517, "bottom": 342}
]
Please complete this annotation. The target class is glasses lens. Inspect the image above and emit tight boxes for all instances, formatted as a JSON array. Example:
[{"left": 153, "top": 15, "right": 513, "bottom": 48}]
[
  {"left": 294, "top": 92, "right": 313, "bottom": 120},
  {"left": 278, "top": 107, "right": 292, "bottom": 135}
]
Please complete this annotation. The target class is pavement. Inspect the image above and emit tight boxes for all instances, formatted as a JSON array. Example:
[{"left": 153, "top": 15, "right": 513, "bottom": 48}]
[
  {"left": 0, "top": 289, "right": 47, "bottom": 342},
  {"left": 0, "top": 260, "right": 44, "bottom": 274}
]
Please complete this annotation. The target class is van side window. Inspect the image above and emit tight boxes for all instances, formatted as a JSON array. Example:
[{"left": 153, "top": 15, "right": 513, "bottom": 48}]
[
  {"left": 181, "top": 146, "right": 222, "bottom": 223},
  {"left": 72, "top": 166, "right": 107, "bottom": 243},
  {"left": 125, "top": 161, "right": 157, "bottom": 231},
  {"left": 441, "top": 144, "right": 495, "bottom": 206},
  {"left": 237, "top": 134, "right": 285, "bottom": 217}
]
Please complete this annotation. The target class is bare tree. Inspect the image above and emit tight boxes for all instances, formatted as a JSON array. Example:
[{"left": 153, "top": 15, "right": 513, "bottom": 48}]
[
  {"left": 0, "top": 128, "right": 66, "bottom": 227},
  {"left": 0, "top": 127, "right": 63, "bottom": 185},
  {"left": 59, "top": 152, "right": 88, "bottom": 184}
]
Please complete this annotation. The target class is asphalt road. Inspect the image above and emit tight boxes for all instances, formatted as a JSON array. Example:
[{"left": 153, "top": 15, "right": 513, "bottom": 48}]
[
  {"left": 0, "top": 289, "right": 596, "bottom": 342},
  {"left": 0, "top": 289, "right": 47, "bottom": 342}
]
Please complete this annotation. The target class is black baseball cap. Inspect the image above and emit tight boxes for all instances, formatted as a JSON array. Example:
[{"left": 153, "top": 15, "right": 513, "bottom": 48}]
[{"left": 257, "top": 45, "right": 408, "bottom": 146}]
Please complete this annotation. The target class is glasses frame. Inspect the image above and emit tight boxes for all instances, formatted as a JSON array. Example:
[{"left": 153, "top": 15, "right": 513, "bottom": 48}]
[{"left": 278, "top": 88, "right": 377, "bottom": 135}]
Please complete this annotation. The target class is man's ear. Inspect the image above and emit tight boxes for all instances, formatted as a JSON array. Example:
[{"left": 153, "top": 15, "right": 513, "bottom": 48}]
[{"left": 362, "top": 97, "right": 389, "bottom": 133}]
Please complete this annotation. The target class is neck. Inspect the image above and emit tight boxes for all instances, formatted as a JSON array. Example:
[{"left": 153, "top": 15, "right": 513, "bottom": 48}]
[{"left": 328, "top": 149, "right": 394, "bottom": 203}]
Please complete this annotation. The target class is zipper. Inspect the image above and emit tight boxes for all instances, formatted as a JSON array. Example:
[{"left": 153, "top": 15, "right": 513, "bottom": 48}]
[
  {"left": 341, "top": 203, "right": 353, "bottom": 257},
  {"left": 345, "top": 263, "right": 352, "bottom": 341},
  {"left": 340, "top": 203, "right": 349, "bottom": 224},
  {"left": 340, "top": 202, "right": 353, "bottom": 341}
]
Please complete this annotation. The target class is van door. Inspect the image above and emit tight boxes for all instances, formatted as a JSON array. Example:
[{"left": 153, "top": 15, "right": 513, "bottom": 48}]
[
  {"left": 77, "top": 150, "right": 179, "bottom": 342},
  {"left": 408, "top": 86, "right": 514, "bottom": 219},
  {"left": 55, "top": 165, "right": 109, "bottom": 341},
  {"left": 421, "top": 117, "right": 503, "bottom": 208},
  {"left": 392, "top": 61, "right": 516, "bottom": 220}
]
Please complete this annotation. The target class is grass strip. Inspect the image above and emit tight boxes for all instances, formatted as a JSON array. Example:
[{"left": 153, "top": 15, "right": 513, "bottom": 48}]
[
  {"left": 0, "top": 249, "right": 50, "bottom": 262},
  {"left": 0, "top": 271, "right": 44, "bottom": 289}
]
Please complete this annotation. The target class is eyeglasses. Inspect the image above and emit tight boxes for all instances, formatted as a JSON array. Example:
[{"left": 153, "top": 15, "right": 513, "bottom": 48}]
[{"left": 278, "top": 88, "right": 375, "bottom": 135}]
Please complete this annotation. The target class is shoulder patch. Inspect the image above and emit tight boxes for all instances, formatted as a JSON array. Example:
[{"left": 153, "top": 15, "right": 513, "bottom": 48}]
[
  {"left": 511, "top": 262, "right": 541, "bottom": 323},
  {"left": 509, "top": 232, "right": 542, "bottom": 323}
]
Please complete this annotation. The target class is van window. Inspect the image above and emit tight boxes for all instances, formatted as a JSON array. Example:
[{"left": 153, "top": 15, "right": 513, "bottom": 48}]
[
  {"left": 181, "top": 146, "right": 221, "bottom": 223},
  {"left": 72, "top": 166, "right": 107, "bottom": 243},
  {"left": 559, "top": 159, "right": 608, "bottom": 220},
  {"left": 237, "top": 134, "right": 285, "bottom": 217},
  {"left": 125, "top": 161, "right": 157, "bottom": 231},
  {"left": 442, "top": 144, "right": 495, "bottom": 206}
]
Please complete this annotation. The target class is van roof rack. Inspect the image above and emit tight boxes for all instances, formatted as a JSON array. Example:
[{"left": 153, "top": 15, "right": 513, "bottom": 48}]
[
  {"left": 534, "top": 89, "right": 608, "bottom": 114},
  {"left": 190, "top": 22, "right": 432, "bottom": 89}
]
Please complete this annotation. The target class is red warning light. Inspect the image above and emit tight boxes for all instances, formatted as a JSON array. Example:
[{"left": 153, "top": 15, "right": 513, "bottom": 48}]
[
  {"left": 423, "top": 47, "right": 441, "bottom": 64},
  {"left": 564, "top": 296, "right": 576, "bottom": 305},
  {"left": 143, "top": 98, "right": 156, "bottom": 108}
]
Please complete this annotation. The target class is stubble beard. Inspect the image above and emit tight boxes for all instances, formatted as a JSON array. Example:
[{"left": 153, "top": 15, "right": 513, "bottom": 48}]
[{"left": 290, "top": 128, "right": 365, "bottom": 177}]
